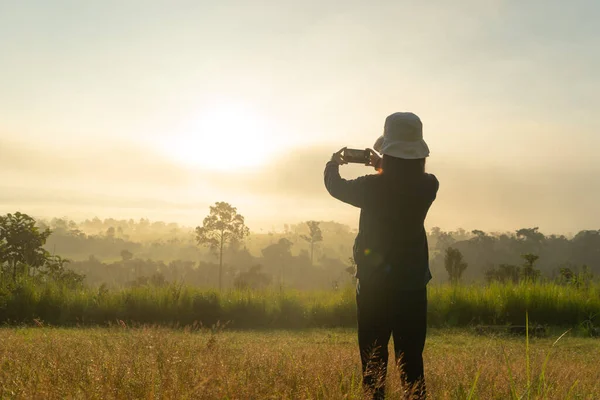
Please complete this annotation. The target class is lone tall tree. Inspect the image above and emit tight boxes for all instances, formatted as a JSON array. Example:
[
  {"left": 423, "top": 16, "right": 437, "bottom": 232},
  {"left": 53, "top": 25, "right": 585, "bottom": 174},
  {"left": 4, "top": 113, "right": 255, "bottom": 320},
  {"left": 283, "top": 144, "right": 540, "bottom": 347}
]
[
  {"left": 301, "top": 221, "right": 323, "bottom": 266},
  {"left": 195, "top": 202, "right": 249, "bottom": 290},
  {"left": 444, "top": 247, "right": 468, "bottom": 285}
]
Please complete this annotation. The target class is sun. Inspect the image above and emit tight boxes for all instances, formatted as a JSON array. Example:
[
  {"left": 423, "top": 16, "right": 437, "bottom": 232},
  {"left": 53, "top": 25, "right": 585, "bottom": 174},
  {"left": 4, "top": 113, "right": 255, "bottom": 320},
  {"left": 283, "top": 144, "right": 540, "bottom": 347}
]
[{"left": 165, "top": 104, "right": 276, "bottom": 171}]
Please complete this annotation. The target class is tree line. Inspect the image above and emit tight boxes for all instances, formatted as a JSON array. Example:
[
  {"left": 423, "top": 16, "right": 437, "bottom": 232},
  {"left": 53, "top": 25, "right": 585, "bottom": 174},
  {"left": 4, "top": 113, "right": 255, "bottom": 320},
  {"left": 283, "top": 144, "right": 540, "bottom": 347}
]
[
  {"left": 2, "top": 205, "right": 599, "bottom": 289},
  {"left": 429, "top": 227, "right": 599, "bottom": 284},
  {"left": 1, "top": 208, "right": 350, "bottom": 290}
]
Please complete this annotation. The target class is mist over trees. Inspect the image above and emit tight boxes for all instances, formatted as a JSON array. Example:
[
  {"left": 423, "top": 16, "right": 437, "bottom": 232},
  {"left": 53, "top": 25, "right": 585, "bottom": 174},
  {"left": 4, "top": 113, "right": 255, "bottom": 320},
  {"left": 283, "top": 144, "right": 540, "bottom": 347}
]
[
  {"left": 428, "top": 227, "right": 599, "bottom": 284},
  {"left": 6, "top": 212, "right": 596, "bottom": 289}
]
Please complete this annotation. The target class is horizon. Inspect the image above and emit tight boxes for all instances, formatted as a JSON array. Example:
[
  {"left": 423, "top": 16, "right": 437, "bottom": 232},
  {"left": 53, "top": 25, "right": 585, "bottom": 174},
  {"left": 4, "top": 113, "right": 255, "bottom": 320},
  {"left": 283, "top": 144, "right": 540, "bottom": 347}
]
[
  {"left": 1, "top": 0, "right": 599, "bottom": 234},
  {"left": 28, "top": 212, "right": 585, "bottom": 238}
]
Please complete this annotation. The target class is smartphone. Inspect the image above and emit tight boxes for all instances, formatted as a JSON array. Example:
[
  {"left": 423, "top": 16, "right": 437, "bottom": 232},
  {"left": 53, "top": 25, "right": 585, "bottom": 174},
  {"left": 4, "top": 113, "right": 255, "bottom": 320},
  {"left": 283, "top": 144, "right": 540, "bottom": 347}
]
[{"left": 343, "top": 148, "right": 369, "bottom": 164}]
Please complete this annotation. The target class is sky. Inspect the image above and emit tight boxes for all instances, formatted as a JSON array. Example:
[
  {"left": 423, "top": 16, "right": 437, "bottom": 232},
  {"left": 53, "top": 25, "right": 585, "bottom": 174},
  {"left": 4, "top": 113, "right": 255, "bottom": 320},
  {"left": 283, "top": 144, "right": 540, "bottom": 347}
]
[{"left": 1, "top": 0, "right": 599, "bottom": 234}]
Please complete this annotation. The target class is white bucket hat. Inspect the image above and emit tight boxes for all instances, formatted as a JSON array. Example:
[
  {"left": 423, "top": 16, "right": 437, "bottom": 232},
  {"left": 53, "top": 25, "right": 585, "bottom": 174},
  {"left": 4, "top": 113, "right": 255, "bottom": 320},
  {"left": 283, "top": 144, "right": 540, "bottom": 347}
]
[{"left": 373, "top": 112, "right": 430, "bottom": 159}]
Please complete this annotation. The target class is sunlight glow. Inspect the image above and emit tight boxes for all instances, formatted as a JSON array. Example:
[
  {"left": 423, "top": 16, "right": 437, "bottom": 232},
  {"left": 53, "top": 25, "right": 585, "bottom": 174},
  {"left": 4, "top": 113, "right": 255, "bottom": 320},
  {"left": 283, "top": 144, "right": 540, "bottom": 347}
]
[{"left": 165, "top": 103, "right": 277, "bottom": 171}]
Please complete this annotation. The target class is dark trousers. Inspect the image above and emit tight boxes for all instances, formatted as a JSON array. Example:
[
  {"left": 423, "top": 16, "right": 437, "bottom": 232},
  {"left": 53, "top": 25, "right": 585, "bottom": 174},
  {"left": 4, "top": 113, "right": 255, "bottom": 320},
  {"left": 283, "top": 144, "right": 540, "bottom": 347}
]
[{"left": 357, "top": 278, "right": 427, "bottom": 400}]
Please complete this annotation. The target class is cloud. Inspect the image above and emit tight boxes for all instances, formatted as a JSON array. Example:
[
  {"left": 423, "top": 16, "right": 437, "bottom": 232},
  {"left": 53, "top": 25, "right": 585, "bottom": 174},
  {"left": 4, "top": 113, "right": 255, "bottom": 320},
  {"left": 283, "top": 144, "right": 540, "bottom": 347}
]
[
  {"left": 1, "top": 137, "right": 599, "bottom": 233},
  {"left": 427, "top": 158, "right": 600, "bottom": 233},
  {"left": 0, "top": 137, "right": 193, "bottom": 189}
]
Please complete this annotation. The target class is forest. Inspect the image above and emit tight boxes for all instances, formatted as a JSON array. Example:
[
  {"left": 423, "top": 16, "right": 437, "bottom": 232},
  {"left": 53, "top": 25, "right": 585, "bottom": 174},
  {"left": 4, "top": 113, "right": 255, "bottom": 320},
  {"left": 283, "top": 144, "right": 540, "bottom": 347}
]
[
  {"left": 19, "top": 208, "right": 598, "bottom": 290},
  {"left": 2, "top": 207, "right": 598, "bottom": 330}
]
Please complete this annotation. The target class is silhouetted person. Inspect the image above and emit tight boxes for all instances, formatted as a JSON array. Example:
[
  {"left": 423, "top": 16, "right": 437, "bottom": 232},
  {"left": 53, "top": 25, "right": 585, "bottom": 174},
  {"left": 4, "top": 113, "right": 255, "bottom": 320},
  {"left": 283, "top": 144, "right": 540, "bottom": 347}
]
[{"left": 324, "top": 112, "right": 438, "bottom": 399}]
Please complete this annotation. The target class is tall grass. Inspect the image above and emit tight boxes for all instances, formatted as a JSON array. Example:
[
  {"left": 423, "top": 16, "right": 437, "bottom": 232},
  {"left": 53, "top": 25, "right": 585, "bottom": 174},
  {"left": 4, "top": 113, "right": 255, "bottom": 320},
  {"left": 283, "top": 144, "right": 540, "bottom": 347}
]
[
  {"left": 0, "top": 279, "right": 598, "bottom": 329},
  {"left": 1, "top": 328, "right": 598, "bottom": 399}
]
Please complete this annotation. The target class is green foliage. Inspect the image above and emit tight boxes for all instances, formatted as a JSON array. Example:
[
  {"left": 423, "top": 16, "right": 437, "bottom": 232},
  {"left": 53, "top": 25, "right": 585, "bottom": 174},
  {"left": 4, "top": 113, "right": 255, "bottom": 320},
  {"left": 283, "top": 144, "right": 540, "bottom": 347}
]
[
  {"left": 0, "top": 281, "right": 598, "bottom": 329},
  {"left": 0, "top": 212, "right": 85, "bottom": 289},
  {"left": 0, "top": 212, "right": 52, "bottom": 281},
  {"left": 558, "top": 265, "right": 594, "bottom": 288},
  {"left": 43, "top": 255, "right": 85, "bottom": 289},
  {"left": 444, "top": 247, "right": 468, "bottom": 284}
]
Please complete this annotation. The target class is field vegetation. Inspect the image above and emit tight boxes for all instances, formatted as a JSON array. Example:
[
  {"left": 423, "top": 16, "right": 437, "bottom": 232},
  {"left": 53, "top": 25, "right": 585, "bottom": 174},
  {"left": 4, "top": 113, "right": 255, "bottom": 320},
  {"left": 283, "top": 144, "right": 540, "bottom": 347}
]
[
  {"left": 1, "top": 279, "right": 598, "bottom": 332},
  {"left": 2, "top": 211, "right": 599, "bottom": 398},
  {"left": 1, "top": 327, "right": 598, "bottom": 399}
]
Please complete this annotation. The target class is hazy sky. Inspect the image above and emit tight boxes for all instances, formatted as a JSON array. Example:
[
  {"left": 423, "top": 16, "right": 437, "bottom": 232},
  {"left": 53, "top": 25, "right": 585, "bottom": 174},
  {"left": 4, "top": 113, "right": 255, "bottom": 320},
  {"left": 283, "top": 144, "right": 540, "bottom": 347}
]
[{"left": 1, "top": 0, "right": 599, "bottom": 234}]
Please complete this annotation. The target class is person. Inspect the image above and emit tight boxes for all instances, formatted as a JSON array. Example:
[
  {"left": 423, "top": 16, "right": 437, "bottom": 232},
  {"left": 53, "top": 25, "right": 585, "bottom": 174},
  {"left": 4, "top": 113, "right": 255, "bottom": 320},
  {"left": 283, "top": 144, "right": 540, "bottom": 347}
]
[{"left": 324, "top": 112, "right": 439, "bottom": 400}]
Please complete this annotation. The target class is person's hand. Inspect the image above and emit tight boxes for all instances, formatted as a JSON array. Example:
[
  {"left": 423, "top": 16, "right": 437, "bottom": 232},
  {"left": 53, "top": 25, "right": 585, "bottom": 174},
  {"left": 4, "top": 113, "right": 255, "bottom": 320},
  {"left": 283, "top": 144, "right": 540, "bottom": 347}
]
[
  {"left": 367, "top": 149, "right": 382, "bottom": 170},
  {"left": 331, "top": 147, "right": 347, "bottom": 165}
]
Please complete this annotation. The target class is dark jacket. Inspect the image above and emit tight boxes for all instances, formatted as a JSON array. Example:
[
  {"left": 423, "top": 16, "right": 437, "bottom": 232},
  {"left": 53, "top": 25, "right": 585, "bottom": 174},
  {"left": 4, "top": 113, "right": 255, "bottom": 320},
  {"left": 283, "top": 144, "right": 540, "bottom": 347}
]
[{"left": 324, "top": 161, "right": 439, "bottom": 288}]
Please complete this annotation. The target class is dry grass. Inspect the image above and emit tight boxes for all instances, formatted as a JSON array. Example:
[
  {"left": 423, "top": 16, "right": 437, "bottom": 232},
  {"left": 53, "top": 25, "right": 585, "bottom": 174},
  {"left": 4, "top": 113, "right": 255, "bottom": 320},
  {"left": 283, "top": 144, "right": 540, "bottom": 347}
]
[{"left": 0, "top": 327, "right": 598, "bottom": 399}]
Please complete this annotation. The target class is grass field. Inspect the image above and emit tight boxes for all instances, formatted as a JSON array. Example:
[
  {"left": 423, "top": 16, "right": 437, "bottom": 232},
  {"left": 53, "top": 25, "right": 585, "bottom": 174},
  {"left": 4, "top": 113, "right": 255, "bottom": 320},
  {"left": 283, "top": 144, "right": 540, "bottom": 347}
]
[
  {"left": 0, "top": 327, "right": 598, "bottom": 399},
  {"left": 2, "top": 281, "right": 599, "bottom": 329}
]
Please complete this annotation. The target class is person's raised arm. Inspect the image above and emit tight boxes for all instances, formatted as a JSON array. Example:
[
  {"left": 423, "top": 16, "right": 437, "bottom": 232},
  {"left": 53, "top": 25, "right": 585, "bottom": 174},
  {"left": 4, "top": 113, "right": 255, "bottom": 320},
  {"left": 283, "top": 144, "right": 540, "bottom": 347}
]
[{"left": 324, "top": 148, "right": 373, "bottom": 208}]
